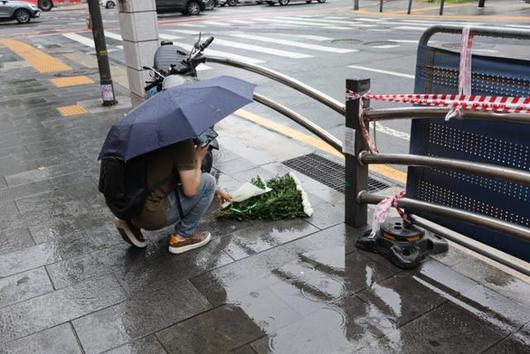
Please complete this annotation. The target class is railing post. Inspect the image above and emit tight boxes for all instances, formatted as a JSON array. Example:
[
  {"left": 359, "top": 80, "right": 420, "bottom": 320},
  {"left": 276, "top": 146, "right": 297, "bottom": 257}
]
[
  {"left": 354, "top": 0, "right": 359, "bottom": 11},
  {"left": 439, "top": 0, "right": 445, "bottom": 15},
  {"left": 345, "top": 78, "right": 370, "bottom": 227},
  {"left": 379, "top": 0, "right": 383, "bottom": 12},
  {"left": 407, "top": 0, "right": 413, "bottom": 14}
]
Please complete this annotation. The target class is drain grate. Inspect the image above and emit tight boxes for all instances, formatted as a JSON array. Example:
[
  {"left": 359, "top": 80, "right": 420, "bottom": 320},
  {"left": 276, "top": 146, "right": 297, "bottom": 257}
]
[{"left": 283, "top": 153, "right": 391, "bottom": 194}]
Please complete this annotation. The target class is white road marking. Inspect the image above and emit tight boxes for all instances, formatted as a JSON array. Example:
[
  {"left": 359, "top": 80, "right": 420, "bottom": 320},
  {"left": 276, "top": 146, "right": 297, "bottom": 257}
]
[
  {"left": 202, "top": 21, "right": 231, "bottom": 27},
  {"left": 376, "top": 122, "right": 410, "bottom": 141},
  {"left": 172, "top": 22, "right": 206, "bottom": 28},
  {"left": 158, "top": 37, "right": 265, "bottom": 64},
  {"left": 254, "top": 17, "right": 349, "bottom": 29},
  {"left": 104, "top": 31, "right": 123, "bottom": 41},
  {"left": 389, "top": 39, "right": 419, "bottom": 43},
  {"left": 63, "top": 33, "right": 94, "bottom": 48},
  {"left": 506, "top": 24, "right": 530, "bottom": 29},
  {"left": 394, "top": 26, "right": 430, "bottom": 31},
  {"left": 230, "top": 33, "right": 356, "bottom": 54},
  {"left": 356, "top": 18, "right": 386, "bottom": 22},
  {"left": 169, "top": 30, "right": 312, "bottom": 59},
  {"left": 281, "top": 17, "right": 377, "bottom": 27},
  {"left": 348, "top": 65, "right": 415, "bottom": 79},
  {"left": 267, "top": 34, "right": 332, "bottom": 41},
  {"left": 370, "top": 44, "right": 400, "bottom": 49},
  {"left": 228, "top": 19, "right": 254, "bottom": 25},
  {"left": 324, "top": 16, "right": 349, "bottom": 20}
]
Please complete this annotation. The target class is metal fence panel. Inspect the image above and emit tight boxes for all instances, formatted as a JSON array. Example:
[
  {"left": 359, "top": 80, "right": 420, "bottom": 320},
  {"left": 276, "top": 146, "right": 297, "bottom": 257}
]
[{"left": 409, "top": 41, "right": 530, "bottom": 261}]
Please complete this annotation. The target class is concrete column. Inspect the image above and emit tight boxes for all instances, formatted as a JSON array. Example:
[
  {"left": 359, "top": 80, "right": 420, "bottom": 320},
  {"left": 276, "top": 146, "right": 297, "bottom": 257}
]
[{"left": 117, "top": 0, "right": 159, "bottom": 105}]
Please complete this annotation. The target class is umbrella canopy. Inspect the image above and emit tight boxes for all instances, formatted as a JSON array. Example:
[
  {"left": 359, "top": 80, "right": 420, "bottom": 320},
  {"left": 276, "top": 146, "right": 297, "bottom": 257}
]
[{"left": 98, "top": 76, "right": 255, "bottom": 161}]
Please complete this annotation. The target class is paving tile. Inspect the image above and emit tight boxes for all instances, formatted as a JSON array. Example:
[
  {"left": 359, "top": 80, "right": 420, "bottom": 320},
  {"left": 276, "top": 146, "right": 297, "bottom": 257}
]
[
  {"left": 0, "top": 228, "right": 34, "bottom": 256},
  {"left": 0, "top": 177, "right": 6, "bottom": 188},
  {"left": 73, "top": 280, "right": 211, "bottom": 354},
  {"left": 222, "top": 219, "right": 319, "bottom": 260},
  {"left": 453, "top": 284, "right": 530, "bottom": 333},
  {"left": 156, "top": 305, "right": 266, "bottom": 354},
  {"left": 231, "top": 345, "right": 259, "bottom": 354},
  {"left": 0, "top": 275, "right": 126, "bottom": 343},
  {"left": 414, "top": 258, "right": 480, "bottom": 298},
  {"left": 453, "top": 257, "right": 530, "bottom": 308},
  {"left": 104, "top": 336, "right": 167, "bottom": 354},
  {"left": 215, "top": 157, "right": 259, "bottom": 175},
  {"left": 359, "top": 301, "right": 509, "bottom": 354},
  {"left": 192, "top": 225, "right": 391, "bottom": 308},
  {"left": 0, "top": 155, "right": 37, "bottom": 177},
  {"left": 306, "top": 199, "right": 344, "bottom": 230},
  {"left": 0, "top": 323, "right": 82, "bottom": 354},
  {"left": 0, "top": 242, "right": 62, "bottom": 278},
  {"left": 0, "top": 267, "right": 53, "bottom": 309},
  {"left": 429, "top": 243, "right": 469, "bottom": 267},
  {"left": 483, "top": 322, "right": 530, "bottom": 354},
  {"left": 356, "top": 272, "right": 447, "bottom": 327},
  {"left": 251, "top": 304, "right": 393, "bottom": 354}
]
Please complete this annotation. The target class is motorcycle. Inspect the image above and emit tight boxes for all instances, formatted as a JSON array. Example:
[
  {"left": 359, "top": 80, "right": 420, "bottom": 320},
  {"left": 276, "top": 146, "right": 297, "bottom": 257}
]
[
  {"left": 143, "top": 35, "right": 218, "bottom": 173},
  {"left": 37, "top": 0, "right": 53, "bottom": 11}
]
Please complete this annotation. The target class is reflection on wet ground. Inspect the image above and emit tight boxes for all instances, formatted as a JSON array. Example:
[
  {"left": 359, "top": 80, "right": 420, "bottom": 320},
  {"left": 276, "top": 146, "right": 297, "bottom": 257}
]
[{"left": 0, "top": 44, "right": 528, "bottom": 353}]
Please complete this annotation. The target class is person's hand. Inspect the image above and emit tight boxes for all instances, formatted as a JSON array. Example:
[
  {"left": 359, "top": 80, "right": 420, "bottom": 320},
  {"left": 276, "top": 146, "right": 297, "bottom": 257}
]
[
  {"left": 194, "top": 145, "right": 209, "bottom": 163},
  {"left": 216, "top": 188, "right": 233, "bottom": 205}
]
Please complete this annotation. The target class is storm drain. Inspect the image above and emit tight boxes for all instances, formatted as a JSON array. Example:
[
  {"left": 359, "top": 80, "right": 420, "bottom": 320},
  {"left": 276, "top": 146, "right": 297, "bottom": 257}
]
[{"left": 283, "top": 153, "right": 391, "bottom": 194}]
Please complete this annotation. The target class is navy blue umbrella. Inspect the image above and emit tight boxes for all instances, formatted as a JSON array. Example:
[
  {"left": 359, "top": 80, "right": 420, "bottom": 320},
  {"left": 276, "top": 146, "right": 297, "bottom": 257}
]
[{"left": 98, "top": 76, "right": 255, "bottom": 161}]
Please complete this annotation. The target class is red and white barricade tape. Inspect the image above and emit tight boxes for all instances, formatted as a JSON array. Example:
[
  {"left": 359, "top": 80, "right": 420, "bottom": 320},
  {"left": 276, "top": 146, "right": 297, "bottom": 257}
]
[{"left": 347, "top": 91, "right": 530, "bottom": 114}]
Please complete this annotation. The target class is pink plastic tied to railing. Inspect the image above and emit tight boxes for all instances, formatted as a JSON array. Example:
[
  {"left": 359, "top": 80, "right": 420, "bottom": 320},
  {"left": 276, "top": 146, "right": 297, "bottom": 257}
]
[
  {"left": 369, "top": 191, "right": 412, "bottom": 238},
  {"left": 446, "top": 25, "right": 475, "bottom": 121},
  {"left": 346, "top": 89, "right": 379, "bottom": 154}
]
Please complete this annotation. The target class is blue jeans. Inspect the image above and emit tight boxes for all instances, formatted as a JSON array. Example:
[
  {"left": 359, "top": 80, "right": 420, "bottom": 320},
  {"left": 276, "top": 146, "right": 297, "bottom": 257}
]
[{"left": 165, "top": 173, "right": 216, "bottom": 238}]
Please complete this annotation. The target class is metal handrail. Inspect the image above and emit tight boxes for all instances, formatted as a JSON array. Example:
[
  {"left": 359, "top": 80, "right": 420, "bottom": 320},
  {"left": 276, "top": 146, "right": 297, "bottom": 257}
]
[
  {"left": 205, "top": 56, "right": 346, "bottom": 115},
  {"left": 364, "top": 107, "right": 530, "bottom": 124},
  {"left": 358, "top": 191, "right": 530, "bottom": 243},
  {"left": 419, "top": 25, "right": 530, "bottom": 47},
  {"left": 253, "top": 93, "right": 343, "bottom": 153},
  {"left": 413, "top": 216, "right": 530, "bottom": 276},
  {"left": 359, "top": 152, "right": 530, "bottom": 186}
]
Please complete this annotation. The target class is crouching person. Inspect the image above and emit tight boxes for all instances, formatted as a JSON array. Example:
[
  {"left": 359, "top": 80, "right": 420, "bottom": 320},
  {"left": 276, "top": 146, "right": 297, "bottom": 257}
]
[{"left": 101, "top": 139, "right": 232, "bottom": 254}]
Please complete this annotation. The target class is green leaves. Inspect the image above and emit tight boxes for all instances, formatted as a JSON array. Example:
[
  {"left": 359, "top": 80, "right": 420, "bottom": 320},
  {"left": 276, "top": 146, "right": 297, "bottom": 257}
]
[{"left": 216, "top": 174, "right": 308, "bottom": 221}]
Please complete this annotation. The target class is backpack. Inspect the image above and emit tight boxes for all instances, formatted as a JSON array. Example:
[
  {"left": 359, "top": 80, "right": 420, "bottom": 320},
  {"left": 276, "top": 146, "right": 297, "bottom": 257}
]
[{"left": 98, "top": 156, "right": 149, "bottom": 221}]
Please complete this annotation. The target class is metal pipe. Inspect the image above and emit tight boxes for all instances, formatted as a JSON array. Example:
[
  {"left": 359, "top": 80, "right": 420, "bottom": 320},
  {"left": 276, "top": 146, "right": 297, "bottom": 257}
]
[
  {"left": 360, "top": 152, "right": 530, "bottom": 186},
  {"left": 439, "top": 0, "right": 445, "bottom": 15},
  {"left": 205, "top": 56, "right": 345, "bottom": 115},
  {"left": 413, "top": 217, "right": 530, "bottom": 276},
  {"left": 407, "top": 0, "right": 413, "bottom": 14},
  {"left": 358, "top": 191, "right": 530, "bottom": 243},
  {"left": 364, "top": 107, "right": 530, "bottom": 124},
  {"left": 252, "top": 93, "right": 343, "bottom": 153},
  {"left": 419, "top": 25, "right": 530, "bottom": 48},
  {"left": 354, "top": 0, "right": 359, "bottom": 10},
  {"left": 379, "top": 0, "right": 383, "bottom": 12}
]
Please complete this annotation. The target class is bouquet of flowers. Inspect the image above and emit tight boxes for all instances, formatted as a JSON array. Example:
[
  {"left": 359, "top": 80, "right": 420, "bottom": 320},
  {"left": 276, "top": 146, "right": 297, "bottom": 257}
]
[{"left": 216, "top": 172, "right": 313, "bottom": 221}]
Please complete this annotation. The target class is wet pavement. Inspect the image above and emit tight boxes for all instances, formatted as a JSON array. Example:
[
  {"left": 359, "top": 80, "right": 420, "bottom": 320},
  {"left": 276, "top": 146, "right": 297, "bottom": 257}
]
[{"left": 0, "top": 40, "right": 530, "bottom": 354}]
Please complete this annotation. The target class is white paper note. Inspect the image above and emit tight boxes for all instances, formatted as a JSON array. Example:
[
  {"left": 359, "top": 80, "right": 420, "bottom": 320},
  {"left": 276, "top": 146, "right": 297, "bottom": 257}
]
[{"left": 343, "top": 127, "right": 356, "bottom": 155}]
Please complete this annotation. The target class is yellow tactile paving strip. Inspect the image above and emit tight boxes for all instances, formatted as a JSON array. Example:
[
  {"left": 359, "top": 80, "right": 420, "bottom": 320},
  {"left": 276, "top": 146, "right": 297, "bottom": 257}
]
[
  {"left": 0, "top": 39, "right": 71, "bottom": 73},
  {"left": 50, "top": 76, "right": 94, "bottom": 88},
  {"left": 57, "top": 104, "right": 88, "bottom": 117},
  {"left": 235, "top": 109, "right": 408, "bottom": 184}
]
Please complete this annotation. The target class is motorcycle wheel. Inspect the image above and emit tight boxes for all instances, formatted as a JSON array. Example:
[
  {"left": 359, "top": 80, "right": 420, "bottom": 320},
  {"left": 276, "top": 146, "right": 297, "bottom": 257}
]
[
  {"left": 205, "top": 0, "right": 215, "bottom": 9},
  {"left": 227, "top": 0, "right": 238, "bottom": 6},
  {"left": 37, "top": 0, "right": 53, "bottom": 11}
]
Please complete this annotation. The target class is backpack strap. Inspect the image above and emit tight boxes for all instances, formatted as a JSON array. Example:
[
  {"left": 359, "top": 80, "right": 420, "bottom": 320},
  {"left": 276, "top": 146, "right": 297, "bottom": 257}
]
[{"left": 175, "top": 183, "right": 185, "bottom": 220}]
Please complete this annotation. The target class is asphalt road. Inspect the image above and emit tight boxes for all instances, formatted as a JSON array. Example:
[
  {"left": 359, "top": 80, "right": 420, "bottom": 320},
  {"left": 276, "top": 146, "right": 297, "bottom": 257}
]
[{"left": 2, "top": 0, "right": 530, "bottom": 165}]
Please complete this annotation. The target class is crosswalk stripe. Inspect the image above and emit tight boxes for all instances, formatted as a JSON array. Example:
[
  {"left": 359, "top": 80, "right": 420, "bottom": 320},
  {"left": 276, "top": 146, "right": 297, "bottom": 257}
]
[
  {"left": 171, "top": 22, "right": 206, "bottom": 28},
  {"left": 229, "top": 33, "right": 356, "bottom": 54},
  {"left": 281, "top": 16, "right": 377, "bottom": 27},
  {"left": 168, "top": 30, "right": 312, "bottom": 59},
  {"left": 63, "top": 33, "right": 94, "bottom": 48},
  {"left": 348, "top": 65, "right": 415, "bottom": 79},
  {"left": 394, "top": 26, "right": 429, "bottom": 31},
  {"left": 158, "top": 37, "right": 265, "bottom": 64},
  {"left": 254, "top": 18, "right": 349, "bottom": 29},
  {"left": 104, "top": 31, "right": 123, "bottom": 41},
  {"left": 228, "top": 20, "right": 254, "bottom": 25},
  {"left": 355, "top": 18, "right": 386, "bottom": 22},
  {"left": 202, "top": 21, "right": 231, "bottom": 27},
  {"left": 267, "top": 34, "right": 332, "bottom": 41},
  {"left": 323, "top": 16, "right": 349, "bottom": 20}
]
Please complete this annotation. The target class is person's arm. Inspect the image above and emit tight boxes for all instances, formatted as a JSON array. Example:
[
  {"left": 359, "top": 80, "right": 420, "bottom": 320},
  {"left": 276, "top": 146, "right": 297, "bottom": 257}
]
[{"left": 179, "top": 145, "right": 208, "bottom": 198}]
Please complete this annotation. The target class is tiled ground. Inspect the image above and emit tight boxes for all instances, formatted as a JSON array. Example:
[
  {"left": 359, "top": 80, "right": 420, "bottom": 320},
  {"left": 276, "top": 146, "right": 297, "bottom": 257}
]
[{"left": 0, "top": 44, "right": 529, "bottom": 354}]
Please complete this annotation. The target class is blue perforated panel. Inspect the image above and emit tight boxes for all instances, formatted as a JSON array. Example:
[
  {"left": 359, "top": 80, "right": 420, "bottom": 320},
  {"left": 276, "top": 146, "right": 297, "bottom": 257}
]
[{"left": 409, "top": 44, "right": 530, "bottom": 261}]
